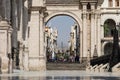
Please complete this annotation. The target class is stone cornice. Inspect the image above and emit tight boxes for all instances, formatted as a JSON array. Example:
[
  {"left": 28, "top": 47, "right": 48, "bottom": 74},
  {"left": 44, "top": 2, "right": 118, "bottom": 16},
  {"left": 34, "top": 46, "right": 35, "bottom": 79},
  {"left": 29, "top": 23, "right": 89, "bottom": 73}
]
[
  {"left": 29, "top": 6, "right": 46, "bottom": 11},
  {"left": 28, "top": 6, "right": 47, "bottom": 15},
  {"left": 80, "top": 0, "right": 97, "bottom": 3}
]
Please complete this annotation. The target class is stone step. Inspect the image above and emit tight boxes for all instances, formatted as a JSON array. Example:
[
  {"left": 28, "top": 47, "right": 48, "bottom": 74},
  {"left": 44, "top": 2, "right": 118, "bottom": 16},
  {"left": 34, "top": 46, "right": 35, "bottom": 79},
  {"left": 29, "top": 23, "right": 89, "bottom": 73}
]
[{"left": 46, "top": 63, "right": 86, "bottom": 70}]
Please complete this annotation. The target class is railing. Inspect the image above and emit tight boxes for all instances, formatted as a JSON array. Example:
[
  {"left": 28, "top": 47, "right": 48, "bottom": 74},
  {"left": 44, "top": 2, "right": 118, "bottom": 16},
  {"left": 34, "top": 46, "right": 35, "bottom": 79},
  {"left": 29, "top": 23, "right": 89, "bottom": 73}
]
[
  {"left": 90, "top": 54, "right": 111, "bottom": 66},
  {"left": 46, "top": 0, "right": 79, "bottom": 4}
]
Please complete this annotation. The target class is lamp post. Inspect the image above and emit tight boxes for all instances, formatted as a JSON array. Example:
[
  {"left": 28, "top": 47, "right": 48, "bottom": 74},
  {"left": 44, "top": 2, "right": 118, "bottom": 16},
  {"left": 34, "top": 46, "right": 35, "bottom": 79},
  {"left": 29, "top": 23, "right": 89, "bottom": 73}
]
[{"left": 45, "top": 27, "right": 49, "bottom": 61}]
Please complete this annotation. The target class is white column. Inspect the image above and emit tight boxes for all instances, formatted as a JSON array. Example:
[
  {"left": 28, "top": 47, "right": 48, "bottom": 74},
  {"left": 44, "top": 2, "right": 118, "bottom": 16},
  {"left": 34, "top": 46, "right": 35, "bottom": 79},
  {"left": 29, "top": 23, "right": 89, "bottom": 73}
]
[
  {"left": 39, "top": 12, "right": 46, "bottom": 70},
  {"left": 8, "top": 27, "right": 13, "bottom": 73},
  {"left": 17, "top": 0, "right": 24, "bottom": 70},
  {"left": 119, "top": 0, "right": 120, "bottom": 7},
  {"left": 23, "top": 0, "right": 29, "bottom": 71},
  {"left": 82, "top": 3, "right": 88, "bottom": 61},
  {"left": 113, "top": 0, "right": 115, "bottom": 7},
  {"left": 101, "top": 25, "right": 104, "bottom": 38},
  {"left": 28, "top": 11, "right": 40, "bottom": 71},
  {"left": 0, "top": 20, "right": 10, "bottom": 73},
  {"left": 97, "top": 15, "right": 101, "bottom": 57},
  {"left": 23, "top": 45, "right": 29, "bottom": 71},
  {"left": 80, "top": 30, "right": 83, "bottom": 63},
  {"left": 90, "top": 3, "right": 95, "bottom": 57},
  {"left": 97, "top": 6, "right": 102, "bottom": 57}
]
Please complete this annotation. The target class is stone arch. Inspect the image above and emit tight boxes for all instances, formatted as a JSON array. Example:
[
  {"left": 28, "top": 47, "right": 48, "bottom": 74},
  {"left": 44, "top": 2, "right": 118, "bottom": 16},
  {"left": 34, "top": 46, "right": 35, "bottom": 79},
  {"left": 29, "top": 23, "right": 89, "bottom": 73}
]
[
  {"left": 45, "top": 11, "right": 82, "bottom": 31},
  {"left": 101, "top": 17, "right": 117, "bottom": 26},
  {"left": 44, "top": 11, "right": 83, "bottom": 60},
  {"left": 103, "top": 19, "right": 116, "bottom": 37}
]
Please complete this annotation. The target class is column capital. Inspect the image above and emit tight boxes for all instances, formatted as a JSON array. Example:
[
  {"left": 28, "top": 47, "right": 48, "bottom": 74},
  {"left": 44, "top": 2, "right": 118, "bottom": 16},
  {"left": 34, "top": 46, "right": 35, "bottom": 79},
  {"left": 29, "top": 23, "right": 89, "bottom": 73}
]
[
  {"left": 0, "top": 20, "right": 10, "bottom": 30},
  {"left": 83, "top": 13, "right": 87, "bottom": 18},
  {"left": 90, "top": 3, "right": 96, "bottom": 5},
  {"left": 28, "top": 6, "right": 46, "bottom": 14},
  {"left": 8, "top": 27, "right": 13, "bottom": 33},
  {"left": 81, "top": 3, "right": 88, "bottom": 5},
  {"left": 97, "top": 13, "right": 101, "bottom": 18}
]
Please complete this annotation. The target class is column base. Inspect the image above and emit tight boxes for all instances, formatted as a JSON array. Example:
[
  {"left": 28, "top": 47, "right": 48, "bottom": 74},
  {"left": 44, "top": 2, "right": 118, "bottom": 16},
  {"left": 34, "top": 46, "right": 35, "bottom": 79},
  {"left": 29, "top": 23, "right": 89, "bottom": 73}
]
[
  {"left": 8, "top": 59, "right": 13, "bottom": 73},
  {"left": 80, "top": 57, "right": 87, "bottom": 63},
  {"left": 29, "top": 57, "right": 46, "bottom": 71},
  {"left": 23, "top": 52, "right": 29, "bottom": 71},
  {"left": 1, "top": 56, "right": 9, "bottom": 73}
]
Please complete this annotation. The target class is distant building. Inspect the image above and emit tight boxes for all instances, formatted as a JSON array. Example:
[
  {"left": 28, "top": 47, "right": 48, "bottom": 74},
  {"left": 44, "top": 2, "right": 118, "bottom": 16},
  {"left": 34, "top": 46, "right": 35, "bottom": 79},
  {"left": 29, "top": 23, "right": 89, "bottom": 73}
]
[
  {"left": 45, "top": 26, "right": 58, "bottom": 61},
  {"left": 69, "top": 23, "right": 80, "bottom": 55}
]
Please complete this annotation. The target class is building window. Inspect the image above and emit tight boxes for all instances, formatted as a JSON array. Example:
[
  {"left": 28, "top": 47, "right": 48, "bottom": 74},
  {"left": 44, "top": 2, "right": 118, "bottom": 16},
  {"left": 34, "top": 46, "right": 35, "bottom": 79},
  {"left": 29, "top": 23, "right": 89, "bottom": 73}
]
[
  {"left": 109, "top": 0, "right": 113, "bottom": 7},
  {"left": 115, "top": 0, "right": 119, "bottom": 7},
  {"left": 104, "top": 19, "right": 116, "bottom": 37}
]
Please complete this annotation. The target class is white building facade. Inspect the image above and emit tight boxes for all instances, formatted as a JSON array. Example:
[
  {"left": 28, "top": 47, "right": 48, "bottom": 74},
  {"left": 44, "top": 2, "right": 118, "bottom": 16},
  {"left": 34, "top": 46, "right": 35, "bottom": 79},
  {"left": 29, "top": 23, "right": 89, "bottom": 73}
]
[{"left": 0, "top": 0, "right": 120, "bottom": 72}]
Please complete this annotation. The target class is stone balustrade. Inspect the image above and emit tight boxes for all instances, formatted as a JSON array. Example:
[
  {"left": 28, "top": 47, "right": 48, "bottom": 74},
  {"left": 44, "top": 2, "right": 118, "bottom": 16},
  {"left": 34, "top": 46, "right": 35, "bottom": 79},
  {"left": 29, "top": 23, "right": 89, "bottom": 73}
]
[
  {"left": 91, "top": 65, "right": 98, "bottom": 72},
  {"left": 94, "top": 64, "right": 103, "bottom": 72},
  {"left": 112, "top": 62, "right": 120, "bottom": 72},
  {"left": 86, "top": 63, "right": 120, "bottom": 72}
]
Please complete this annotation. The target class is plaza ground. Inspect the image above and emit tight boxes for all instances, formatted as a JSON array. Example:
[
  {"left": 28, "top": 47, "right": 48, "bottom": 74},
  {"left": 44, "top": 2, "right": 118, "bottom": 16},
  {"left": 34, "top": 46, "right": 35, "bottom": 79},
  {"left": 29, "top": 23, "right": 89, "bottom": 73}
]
[{"left": 0, "top": 70, "right": 120, "bottom": 80}]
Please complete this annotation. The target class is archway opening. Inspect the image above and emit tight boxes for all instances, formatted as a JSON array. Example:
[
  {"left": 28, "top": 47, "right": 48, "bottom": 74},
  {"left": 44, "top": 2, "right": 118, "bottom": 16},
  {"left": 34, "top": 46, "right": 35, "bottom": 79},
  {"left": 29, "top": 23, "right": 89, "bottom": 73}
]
[
  {"left": 104, "top": 19, "right": 116, "bottom": 37},
  {"left": 45, "top": 15, "right": 81, "bottom": 65},
  {"left": 104, "top": 42, "right": 113, "bottom": 55}
]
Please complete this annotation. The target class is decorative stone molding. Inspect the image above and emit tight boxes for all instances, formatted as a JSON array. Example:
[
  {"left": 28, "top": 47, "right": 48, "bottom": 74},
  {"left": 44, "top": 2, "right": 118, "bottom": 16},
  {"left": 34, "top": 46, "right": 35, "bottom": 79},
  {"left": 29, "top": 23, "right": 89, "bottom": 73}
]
[{"left": 0, "top": 20, "right": 12, "bottom": 73}]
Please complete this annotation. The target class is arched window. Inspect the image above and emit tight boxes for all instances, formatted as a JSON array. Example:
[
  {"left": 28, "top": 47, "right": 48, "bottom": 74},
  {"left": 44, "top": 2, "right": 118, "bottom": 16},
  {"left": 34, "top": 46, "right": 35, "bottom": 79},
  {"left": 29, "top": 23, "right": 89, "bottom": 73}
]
[
  {"left": 109, "top": 0, "right": 113, "bottom": 7},
  {"left": 104, "top": 19, "right": 116, "bottom": 37},
  {"left": 115, "top": 0, "right": 119, "bottom": 7}
]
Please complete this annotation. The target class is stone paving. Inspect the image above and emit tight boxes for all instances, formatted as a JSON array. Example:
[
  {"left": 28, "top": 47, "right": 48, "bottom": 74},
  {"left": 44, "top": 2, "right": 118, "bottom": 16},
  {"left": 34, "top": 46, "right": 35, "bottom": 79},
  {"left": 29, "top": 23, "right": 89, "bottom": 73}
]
[{"left": 0, "top": 70, "right": 120, "bottom": 80}]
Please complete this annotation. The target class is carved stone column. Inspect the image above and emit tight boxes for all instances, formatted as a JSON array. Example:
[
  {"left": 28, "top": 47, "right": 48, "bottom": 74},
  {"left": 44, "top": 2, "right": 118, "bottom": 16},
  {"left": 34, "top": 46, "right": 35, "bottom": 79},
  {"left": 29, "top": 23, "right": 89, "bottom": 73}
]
[
  {"left": 28, "top": 10, "right": 40, "bottom": 71},
  {"left": 8, "top": 27, "right": 13, "bottom": 73},
  {"left": 23, "top": 0, "right": 29, "bottom": 71},
  {"left": 82, "top": 3, "right": 88, "bottom": 62},
  {"left": 97, "top": 5, "right": 101, "bottom": 56},
  {"left": 113, "top": 0, "right": 115, "bottom": 7},
  {"left": 90, "top": 3, "right": 96, "bottom": 58},
  {"left": 28, "top": 6, "right": 46, "bottom": 71},
  {"left": 39, "top": 12, "right": 46, "bottom": 70},
  {"left": 0, "top": 20, "right": 11, "bottom": 73},
  {"left": 23, "top": 44, "right": 29, "bottom": 71},
  {"left": 17, "top": 0, "right": 24, "bottom": 70},
  {"left": 119, "top": 0, "right": 120, "bottom": 7}
]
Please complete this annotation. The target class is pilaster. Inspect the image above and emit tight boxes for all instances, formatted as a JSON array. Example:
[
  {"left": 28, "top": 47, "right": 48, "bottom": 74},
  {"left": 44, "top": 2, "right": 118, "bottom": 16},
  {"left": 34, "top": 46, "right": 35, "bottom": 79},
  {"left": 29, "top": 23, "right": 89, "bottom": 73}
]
[
  {"left": 8, "top": 27, "right": 13, "bottom": 73},
  {"left": 97, "top": 5, "right": 102, "bottom": 57},
  {"left": 23, "top": 45, "right": 29, "bottom": 71},
  {"left": 39, "top": 12, "right": 46, "bottom": 70},
  {"left": 81, "top": 3, "right": 88, "bottom": 62},
  {"left": 113, "top": 0, "right": 115, "bottom": 7},
  {"left": 90, "top": 3, "right": 96, "bottom": 57},
  {"left": 28, "top": 11, "right": 40, "bottom": 71},
  {"left": 28, "top": 6, "right": 46, "bottom": 71},
  {"left": 0, "top": 20, "right": 11, "bottom": 73},
  {"left": 119, "top": 0, "right": 120, "bottom": 7}
]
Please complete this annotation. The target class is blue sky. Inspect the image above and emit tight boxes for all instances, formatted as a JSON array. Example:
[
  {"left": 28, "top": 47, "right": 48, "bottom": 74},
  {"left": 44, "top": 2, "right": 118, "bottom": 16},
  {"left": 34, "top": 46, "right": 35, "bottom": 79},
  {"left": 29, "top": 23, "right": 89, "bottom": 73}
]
[{"left": 46, "top": 16, "right": 76, "bottom": 48}]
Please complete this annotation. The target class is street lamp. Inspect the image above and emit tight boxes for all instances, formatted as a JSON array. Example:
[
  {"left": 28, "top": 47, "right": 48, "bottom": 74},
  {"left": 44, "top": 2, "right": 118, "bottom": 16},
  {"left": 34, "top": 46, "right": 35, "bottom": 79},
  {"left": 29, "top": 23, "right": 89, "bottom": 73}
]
[{"left": 45, "top": 26, "right": 49, "bottom": 32}]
